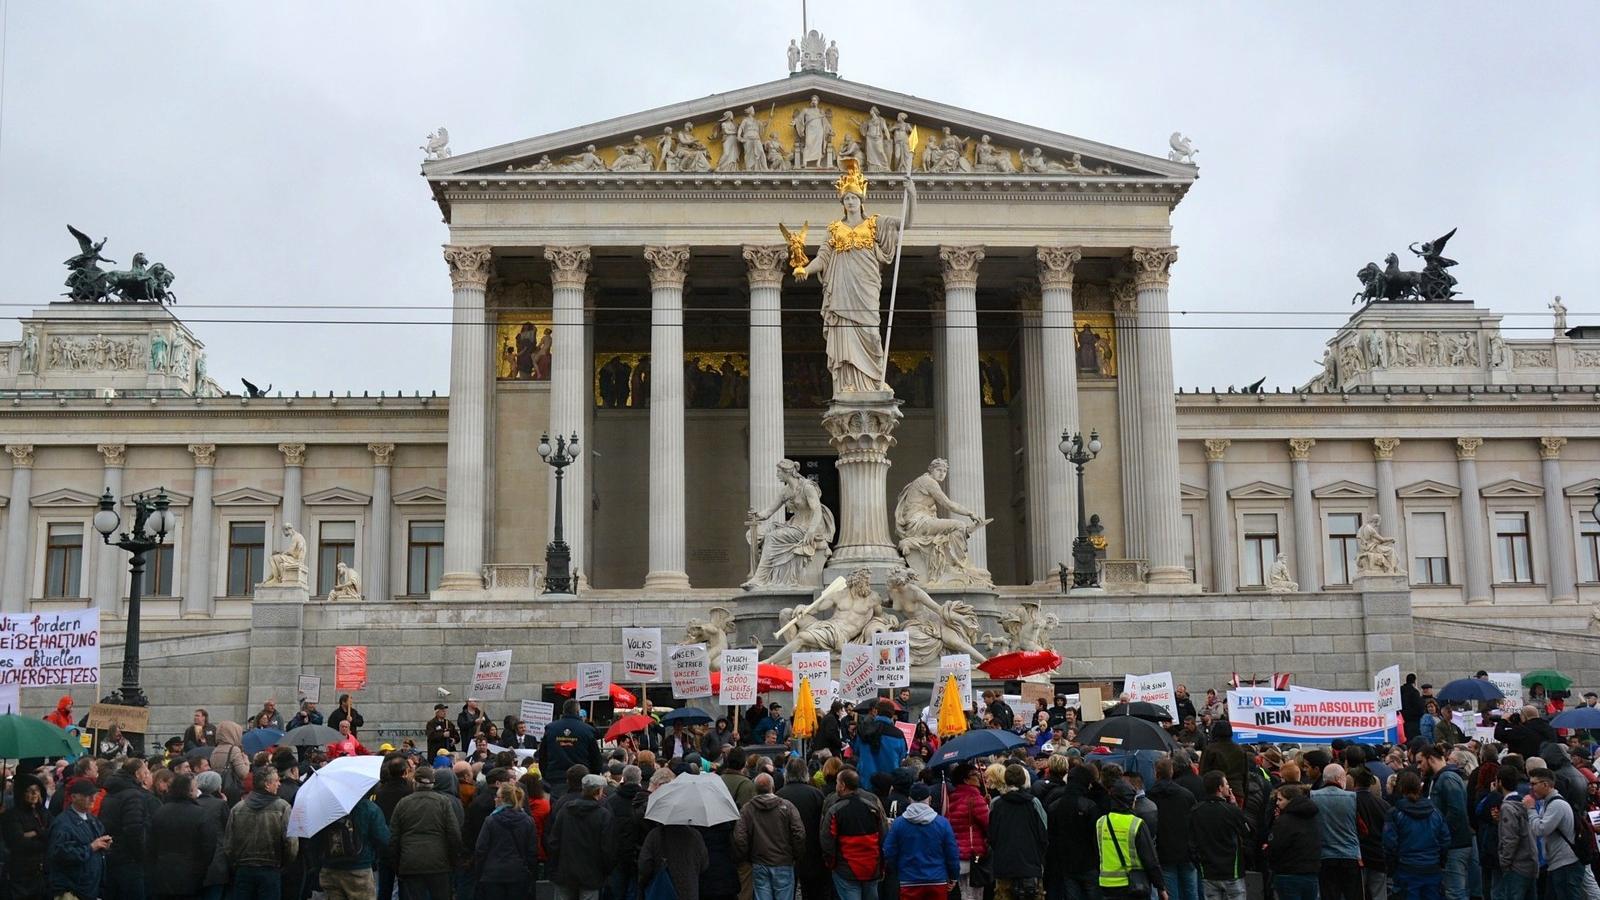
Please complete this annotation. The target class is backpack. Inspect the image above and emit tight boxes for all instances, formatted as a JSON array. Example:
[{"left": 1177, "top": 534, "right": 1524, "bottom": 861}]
[
  {"left": 857, "top": 715, "right": 884, "bottom": 749},
  {"left": 321, "top": 813, "right": 366, "bottom": 862}
]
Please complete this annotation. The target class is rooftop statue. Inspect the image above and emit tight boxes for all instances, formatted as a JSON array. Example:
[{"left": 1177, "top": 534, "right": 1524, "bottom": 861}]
[
  {"left": 1353, "top": 228, "right": 1460, "bottom": 304},
  {"left": 63, "top": 226, "right": 177, "bottom": 304}
]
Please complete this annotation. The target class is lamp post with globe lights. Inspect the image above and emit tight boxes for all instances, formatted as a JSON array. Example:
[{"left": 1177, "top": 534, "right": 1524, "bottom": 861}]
[
  {"left": 93, "top": 487, "right": 174, "bottom": 750},
  {"left": 1058, "top": 429, "right": 1102, "bottom": 590},
  {"left": 538, "top": 432, "right": 579, "bottom": 594}
]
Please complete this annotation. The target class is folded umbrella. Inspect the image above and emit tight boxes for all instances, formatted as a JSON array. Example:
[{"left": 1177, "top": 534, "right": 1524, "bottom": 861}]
[
  {"left": 927, "top": 728, "right": 1027, "bottom": 767},
  {"left": 661, "top": 707, "right": 713, "bottom": 726},
  {"left": 242, "top": 728, "right": 284, "bottom": 755},
  {"left": 281, "top": 724, "right": 343, "bottom": 747},
  {"left": 645, "top": 772, "right": 740, "bottom": 826},
  {"left": 1076, "top": 714, "right": 1178, "bottom": 752},
  {"left": 0, "top": 715, "right": 77, "bottom": 759},
  {"left": 937, "top": 674, "right": 969, "bottom": 738},
  {"left": 1436, "top": 678, "right": 1504, "bottom": 704},
  {"left": 552, "top": 681, "right": 639, "bottom": 708},
  {"left": 286, "top": 755, "right": 383, "bottom": 838},
  {"left": 1551, "top": 707, "right": 1600, "bottom": 730},
  {"left": 605, "top": 714, "right": 657, "bottom": 742},
  {"left": 791, "top": 678, "right": 818, "bottom": 740}
]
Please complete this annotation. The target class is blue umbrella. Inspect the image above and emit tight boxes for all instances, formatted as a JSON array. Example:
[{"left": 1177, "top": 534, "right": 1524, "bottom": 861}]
[
  {"left": 1551, "top": 707, "right": 1600, "bottom": 730},
  {"left": 1436, "top": 678, "right": 1504, "bottom": 704},
  {"left": 928, "top": 728, "right": 1027, "bottom": 767},
  {"left": 242, "top": 728, "right": 285, "bottom": 754},
  {"left": 662, "top": 707, "right": 713, "bottom": 726}
]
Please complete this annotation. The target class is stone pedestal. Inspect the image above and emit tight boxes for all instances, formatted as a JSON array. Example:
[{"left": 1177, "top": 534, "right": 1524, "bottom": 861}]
[
  {"left": 246, "top": 582, "right": 309, "bottom": 712},
  {"left": 1354, "top": 574, "right": 1415, "bottom": 675},
  {"left": 821, "top": 391, "right": 904, "bottom": 581}
]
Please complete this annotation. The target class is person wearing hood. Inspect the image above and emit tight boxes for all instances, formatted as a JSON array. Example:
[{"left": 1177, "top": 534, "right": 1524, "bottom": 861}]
[
  {"left": 98, "top": 757, "right": 161, "bottom": 900},
  {"left": 1189, "top": 771, "right": 1251, "bottom": 900},
  {"left": 1266, "top": 785, "right": 1321, "bottom": 900},
  {"left": 1383, "top": 769, "right": 1452, "bottom": 900},
  {"left": 210, "top": 720, "right": 250, "bottom": 805},
  {"left": 1096, "top": 779, "right": 1166, "bottom": 900},
  {"left": 1539, "top": 742, "right": 1589, "bottom": 813},
  {"left": 1047, "top": 764, "right": 1102, "bottom": 900},
  {"left": 883, "top": 782, "right": 959, "bottom": 900},
  {"left": 2, "top": 772, "right": 54, "bottom": 900},
  {"left": 1199, "top": 721, "right": 1249, "bottom": 806},
  {"left": 850, "top": 699, "right": 909, "bottom": 784},
  {"left": 44, "top": 695, "right": 75, "bottom": 730},
  {"left": 224, "top": 766, "right": 297, "bottom": 900},
  {"left": 147, "top": 774, "right": 221, "bottom": 900},
  {"left": 548, "top": 773, "right": 615, "bottom": 900},
  {"left": 390, "top": 762, "right": 465, "bottom": 900},
  {"left": 1147, "top": 757, "right": 1199, "bottom": 900},
  {"left": 733, "top": 774, "right": 807, "bottom": 900},
  {"left": 316, "top": 787, "right": 389, "bottom": 900},
  {"left": 474, "top": 782, "right": 538, "bottom": 900},
  {"left": 990, "top": 764, "right": 1048, "bottom": 899},
  {"left": 1493, "top": 767, "right": 1537, "bottom": 900},
  {"left": 1419, "top": 745, "right": 1473, "bottom": 900}
]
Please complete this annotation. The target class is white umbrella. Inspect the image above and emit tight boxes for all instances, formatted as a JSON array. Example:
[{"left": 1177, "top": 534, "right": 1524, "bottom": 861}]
[
  {"left": 644, "top": 773, "right": 740, "bottom": 827},
  {"left": 286, "top": 754, "right": 383, "bottom": 838}
]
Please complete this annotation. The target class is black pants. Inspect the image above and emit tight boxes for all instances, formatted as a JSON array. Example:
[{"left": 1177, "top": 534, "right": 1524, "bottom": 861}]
[
  {"left": 798, "top": 866, "right": 834, "bottom": 900},
  {"left": 401, "top": 872, "right": 454, "bottom": 900},
  {"left": 1319, "top": 859, "right": 1362, "bottom": 900}
]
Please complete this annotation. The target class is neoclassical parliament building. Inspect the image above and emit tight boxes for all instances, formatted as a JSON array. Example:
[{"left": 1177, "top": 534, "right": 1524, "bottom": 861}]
[{"left": 3, "top": 45, "right": 1597, "bottom": 736}]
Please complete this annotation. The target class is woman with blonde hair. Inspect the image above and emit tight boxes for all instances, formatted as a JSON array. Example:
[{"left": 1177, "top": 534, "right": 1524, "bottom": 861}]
[{"left": 475, "top": 782, "right": 538, "bottom": 897}]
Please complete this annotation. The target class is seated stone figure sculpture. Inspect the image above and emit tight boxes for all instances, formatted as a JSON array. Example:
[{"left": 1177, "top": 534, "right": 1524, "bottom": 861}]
[{"left": 894, "top": 459, "right": 991, "bottom": 587}]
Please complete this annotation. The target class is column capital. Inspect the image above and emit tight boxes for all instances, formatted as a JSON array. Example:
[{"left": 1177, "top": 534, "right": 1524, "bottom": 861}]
[
  {"left": 443, "top": 245, "right": 494, "bottom": 290},
  {"left": 1203, "top": 438, "right": 1230, "bottom": 461},
  {"left": 1373, "top": 437, "right": 1400, "bottom": 460},
  {"left": 742, "top": 245, "right": 787, "bottom": 290},
  {"left": 5, "top": 445, "right": 33, "bottom": 468},
  {"left": 368, "top": 442, "right": 396, "bottom": 467},
  {"left": 278, "top": 442, "right": 307, "bottom": 467},
  {"left": 188, "top": 443, "right": 217, "bottom": 467},
  {"left": 1110, "top": 279, "right": 1138, "bottom": 314},
  {"left": 97, "top": 443, "right": 127, "bottom": 468},
  {"left": 1539, "top": 436, "right": 1567, "bottom": 460},
  {"left": 938, "top": 245, "right": 985, "bottom": 290},
  {"left": 1455, "top": 437, "right": 1483, "bottom": 459},
  {"left": 543, "top": 245, "right": 592, "bottom": 288},
  {"left": 1287, "top": 437, "right": 1316, "bottom": 461},
  {"left": 1036, "top": 246, "right": 1083, "bottom": 290},
  {"left": 644, "top": 245, "right": 691, "bottom": 289},
  {"left": 1130, "top": 246, "right": 1179, "bottom": 290}
]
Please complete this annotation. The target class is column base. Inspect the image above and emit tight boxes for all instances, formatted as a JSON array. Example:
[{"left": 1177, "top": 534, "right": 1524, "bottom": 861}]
[
  {"left": 643, "top": 571, "right": 693, "bottom": 591},
  {"left": 1146, "top": 566, "right": 1201, "bottom": 594},
  {"left": 1465, "top": 594, "right": 1494, "bottom": 605},
  {"left": 1551, "top": 594, "right": 1579, "bottom": 605},
  {"left": 436, "top": 571, "right": 485, "bottom": 591}
]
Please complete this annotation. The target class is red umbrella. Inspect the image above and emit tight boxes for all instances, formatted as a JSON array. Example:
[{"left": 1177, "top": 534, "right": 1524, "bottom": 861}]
[
  {"left": 978, "top": 650, "right": 1063, "bottom": 680},
  {"left": 551, "top": 681, "right": 639, "bottom": 708},
  {"left": 604, "top": 714, "right": 657, "bottom": 741},
  {"left": 709, "top": 664, "right": 794, "bottom": 694}
]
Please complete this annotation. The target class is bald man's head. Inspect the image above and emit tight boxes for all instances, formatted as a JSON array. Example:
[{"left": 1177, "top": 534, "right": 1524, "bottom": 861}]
[
  {"left": 1322, "top": 763, "right": 1346, "bottom": 787},
  {"left": 754, "top": 773, "right": 774, "bottom": 794}
]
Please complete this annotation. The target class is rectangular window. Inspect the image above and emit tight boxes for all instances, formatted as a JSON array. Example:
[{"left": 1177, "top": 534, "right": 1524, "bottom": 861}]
[
  {"left": 1580, "top": 511, "right": 1600, "bottom": 584},
  {"left": 44, "top": 523, "right": 84, "bottom": 598},
  {"left": 1494, "top": 512, "right": 1534, "bottom": 584},
  {"left": 227, "top": 522, "right": 266, "bottom": 597},
  {"left": 140, "top": 543, "right": 175, "bottom": 597},
  {"left": 1324, "top": 512, "right": 1363, "bottom": 586},
  {"left": 1241, "top": 513, "right": 1279, "bottom": 587},
  {"left": 407, "top": 521, "right": 444, "bottom": 595},
  {"left": 1410, "top": 512, "right": 1450, "bottom": 585},
  {"left": 317, "top": 521, "right": 357, "bottom": 594},
  {"left": 1181, "top": 514, "right": 1197, "bottom": 584}
]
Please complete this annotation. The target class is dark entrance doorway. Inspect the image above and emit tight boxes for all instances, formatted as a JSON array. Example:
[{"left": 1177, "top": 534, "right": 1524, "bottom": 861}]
[{"left": 791, "top": 455, "right": 841, "bottom": 546}]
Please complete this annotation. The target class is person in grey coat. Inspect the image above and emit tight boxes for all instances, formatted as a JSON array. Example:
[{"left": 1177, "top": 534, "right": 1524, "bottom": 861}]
[{"left": 1494, "top": 768, "right": 1537, "bottom": 900}]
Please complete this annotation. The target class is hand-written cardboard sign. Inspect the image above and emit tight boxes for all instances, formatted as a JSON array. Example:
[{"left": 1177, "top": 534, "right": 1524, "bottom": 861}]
[
  {"left": 874, "top": 632, "right": 910, "bottom": 688},
  {"left": 718, "top": 650, "right": 758, "bottom": 707},
  {"left": 297, "top": 674, "right": 321, "bottom": 706},
  {"left": 334, "top": 646, "right": 367, "bottom": 691},
  {"left": 930, "top": 654, "right": 973, "bottom": 718},
  {"left": 670, "top": 644, "right": 711, "bottom": 699},
  {"left": 520, "top": 699, "right": 554, "bottom": 732},
  {"left": 1374, "top": 665, "right": 1401, "bottom": 720},
  {"left": 576, "top": 662, "right": 612, "bottom": 702},
  {"left": 793, "top": 652, "right": 832, "bottom": 710},
  {"left": 1487, "top": 672, "right": 1523, "bottom": 713},
  {"left": 472, "top": 650, "right": 513, "bottom": 700},
  {"left": 0, "top": 609, "right": 100, "bottom": 685},
  {"left": 839, "top": 644, "right": 876, "bottom": 703},
  {"left": 87, "top": 703, "right": 149, "bottom": 734},
  {"left": 623, "top": 628, "right": 663, "bottom": 682}
]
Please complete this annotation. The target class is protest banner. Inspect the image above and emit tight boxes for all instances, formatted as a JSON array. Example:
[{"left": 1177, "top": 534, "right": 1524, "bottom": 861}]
[
  {"left": 0, "top": 609, "right": 100, "bottom": 686},
  {"left": 670, "top": 644, "right": 711, "bottom": 699},
  {"left": 472, "top": 650, "right": 513, "bottom": 700},
  {"left": 1487, "top": 672, "right": 1523, "bottom": 713},
  {"left": 1129, "top": 672, "right": 1180, "bottom": 722},
  {"left": 718, "top": 649, "right": 758, "bottom": 707},
  {"left": 839, "top": 644, "right": 875, "bottom": 703},
  {"left": 297, "top": 674, "right": 321, "bottom": 707},
  {"left": 1020, "top": 681, "right": 1053, "bottom": 709},
  {"left": 520, "top": 699, "right": 554, "bottom": 732},
  {"left": 1374, "top": 665, "right": 1401, "bottom": 721},
  {"left": 87, "top": 703, "right": 149, "bottom": 734},
  {"left": 874, "top": 631, "right": 911, "bottom": 688},
  {"left": 793, "top": 652, "right": 832, "bottom": 710},
  {"left": 575, "top": 662, "right": 611, "bottom": 702},
  {"left": 334, "top": 646, "right": 367, "bottom": 691},
  {"left": 930, "top": 654, "right": 973, "bottom": 714},
  {"left": 1080, "top": 686, "right": 1104, "bottom": 721},
  {"left": 1228, "top": 686, "right": 1397, "bottom": 744},
  {"left": 622, "top": 628, "right": 663, "bottom": 682},
  {"left": 1122, "top": 674, "right": 1141, "bottom": 703}
]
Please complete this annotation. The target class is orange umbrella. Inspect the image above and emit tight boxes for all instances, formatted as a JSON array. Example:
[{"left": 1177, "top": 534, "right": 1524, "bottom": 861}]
[
  {"left": 792, "top": 677, "right": 818, "bottom": 740},
  {"left": 936, "top": 674, "right": 968, "bottom": 738}
]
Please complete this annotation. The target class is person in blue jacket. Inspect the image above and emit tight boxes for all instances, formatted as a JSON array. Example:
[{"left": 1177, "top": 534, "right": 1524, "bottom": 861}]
[
  {"left": 1383, "top": 770, "right": 1452, "bottom": 900},
  {"left": 850, "top": 699, "right": 909, "bottom": 783},
  {"left": 47, "top": 780, "right": 111, "bottom": 900},
  {"left": 883, "top": 784, "right": 960, "bottom": 900}
]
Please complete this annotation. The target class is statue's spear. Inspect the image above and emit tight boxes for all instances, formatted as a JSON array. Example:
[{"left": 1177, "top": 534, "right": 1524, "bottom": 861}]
[{"left": 881, "top": 127, "right": 919, "bottom": 361}]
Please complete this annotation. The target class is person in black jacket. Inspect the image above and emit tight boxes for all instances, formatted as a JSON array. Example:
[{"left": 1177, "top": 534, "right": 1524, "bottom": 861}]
[
  {"left": 464, "top": 767, "right": 517, "bottom": 899},
  {"left": 147, "top": 774, "right": 221, "bottom": 900},
  {"left": 817, "top": 703, "right": 846, "bottom": 758},
  {"left": 1148, "top": 757, "right": 1199, "bottom": 900},
  {"left": 990, "top": 765, "right": 1048, "bottom": 898},
  {"left": 1267, "top": 785, "right": 1322, "bottom": 900},
  {"left": 326, "top": 694, "right": 364, "bottom": 736},
  {"left": 548, "top": 774, "right": 616, "bottom": 900},
  {"left": 1401, "top": 675, "right": 1424, "bottom": 743},
  {"left": 606, "top": 766, "right": 645, "bottom": 900},
  {"left": 1048, "top": 765, "right": 1101, "bottom": 900},
  {"left": 1, "top": 773, "right": 53, "bottom": 900},
  {"left": 1189, "top": 771, "right": 1251, "bottom": 900},
  {"left": 99, "top": 757, "right": 161, "bottom": 900},
  {"left": 539, "top": 701, "right": 602, "bottom": 798},
  {"left": 776, "top": 758, "right": 827, "bottom": 900},
  {"left": 475, "top": 783, "right": 540, "bottom": 900},
  {"left": 1494, "top": 708, "right": 1558, "bottom": 762}
]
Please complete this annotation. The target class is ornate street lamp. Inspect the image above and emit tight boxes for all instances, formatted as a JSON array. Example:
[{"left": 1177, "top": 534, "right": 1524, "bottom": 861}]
[
  {"left": 538, "top": 432, "right": 579, "bottom": 594},
  {"left": 1058, "top": 429, "right": 1102, "bottom": 591},
  {"left": 92, "top": 487, "right": 174, "bottom": 748}
]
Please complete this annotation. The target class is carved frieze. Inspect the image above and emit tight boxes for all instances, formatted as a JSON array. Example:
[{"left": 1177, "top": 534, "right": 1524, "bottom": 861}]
[{"left": 46, "top": 334, "right": 142, "bottom": 372}]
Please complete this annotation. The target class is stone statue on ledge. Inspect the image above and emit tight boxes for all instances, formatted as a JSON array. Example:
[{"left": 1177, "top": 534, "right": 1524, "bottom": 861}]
[
  {"left": 326, "top": 562, "right": 361, "bottom": 601},
  {"left": 263, "top": 524, "right": 308, "bottom": 587},
  {"left": 63, "top": 225, "right": 176, "bottom": 304},
  {"left": 985, "top": 600, "right": 1058, "bottom": 654},
  {"left": 682, "top": 606, "right": 735, "bottom": 671},
  {"left": 1356, "top": 514, "right": 1403, "bottom": 576},
  {"left": 745, "top": 459, "right": 835, "bottom": 589},
  {"left": 420, "top": 127, "right": 451, "bottom": 160},
  {"left": 887, "top": 567, "right": 987, "bottom": 664},
  {"left": 895, "top": 459, "right": 992, "bottom": 587},
  {"left": 765, "top": 568, "right": 894, "bottom": 664},
  {"left": 1267, "top": 553, "right": 1298, "bottom": 593},
  {"left": 1167, "top": 132, "right": 1198, "bottom": 164}
]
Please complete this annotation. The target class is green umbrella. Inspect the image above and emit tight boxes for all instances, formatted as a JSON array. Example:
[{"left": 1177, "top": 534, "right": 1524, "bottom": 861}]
[
  {"left": 0, "top": 714, "right": 77, "bottom": 759},
  {"left": 1523, "top": 669, "right": 1573, "bottom": 691}
]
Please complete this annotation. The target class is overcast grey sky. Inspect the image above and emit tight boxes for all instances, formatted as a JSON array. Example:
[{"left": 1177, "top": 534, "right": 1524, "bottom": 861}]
[{"left": 1, "top": 2, "right": 1595, "bottom": 394}]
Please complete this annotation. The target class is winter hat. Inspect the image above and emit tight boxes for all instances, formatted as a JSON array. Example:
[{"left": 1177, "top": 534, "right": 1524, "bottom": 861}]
[{"left": 909, "top": 783, "right": 931, "bottom": 803}]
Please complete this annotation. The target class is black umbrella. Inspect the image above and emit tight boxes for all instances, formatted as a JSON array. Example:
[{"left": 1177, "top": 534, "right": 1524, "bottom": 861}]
[
  {"left": 1077, "top": 715, "right": 1178, "bottom": 752},
  {"left": 855, "top": 698, "right": 902, "bottom": 714},
  {"left": 1104, "top": 702, "right": 1174, "bottom": 722}
]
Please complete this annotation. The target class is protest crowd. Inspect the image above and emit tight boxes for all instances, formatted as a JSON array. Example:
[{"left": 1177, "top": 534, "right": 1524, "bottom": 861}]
[{"left": 5, "top": 670, "right": 1600, "bottom": 900}]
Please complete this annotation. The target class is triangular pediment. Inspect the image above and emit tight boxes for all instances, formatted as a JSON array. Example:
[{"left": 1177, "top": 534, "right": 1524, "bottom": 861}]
[
  {"left": 1480, "top": 478, "right": 1543, "bottom": 498},
  {"left": 428, "top": 73, "right": 1193, "bottom": 187},
  {"left": 1397, "top": 479, "right": 1461, "bottom": 499},
  {"left": 30, "top": 488, "right": 100, "bottom": 508},
  {"left": 304, "top": 487, "right": 372, "bottom": 507},
  {"left": 1312, "top": 480, "right": 1377, "bottom": 500},
  {"left": 1564, "top": 478, "right": 1600, "bottom": 498},
  {"left": 393, "top": 486, "right": 446, "bottom": 506},
  {"left": 1180, "top": 482, "right": 1208, "bottom": 500},
  {"left": 1228, "top": 480, "right": 1293, "bottom": 500},
  {"left": 213, "top": 486, "right": 282, "bottom": 507},
  {"left": 120, "top": 489, "right": 192, "bottom": 508}
]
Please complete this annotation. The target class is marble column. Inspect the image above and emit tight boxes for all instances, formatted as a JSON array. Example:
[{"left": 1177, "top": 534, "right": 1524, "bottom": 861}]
[
  {"left": 1112, "top": 280, "right": 1146, "bottom": 563},
  {"left": 545, "top": 247, "right": 591, "bottom": 584},
  {"left": 1540, "top": 437, "right": 1577, "bottom": 603},
  {"left": 367, "top": 443, "right": 395, "bottom": 603},
  {"left": 644, "top": 246, "right": 692, "bottom": 591},
  {"left": 439, "top": 245, "right": 494, "bottom": 591},
  {"left": 278, "top": 443, "right": 306, "bottom": 532},
  {"left": 2, "top": 445, "right": 33, "bottom": 612},
  {"left": 938, "top": 246, "right": 988, "bottom": 568},
  {"left": 184, "top": 444, "right": 216, "bottom": 616},
  {"left": 930, "top": 293, "right": 948, "bottom": 460},
  {"left": 1288, "top": 438, "right": 1318, "bottom": 590},
  {"left": 1456, "top": 438, "right": 1491, "bottom": 604},
  {"left": 1203, "top": 439, "right": 1234, "bottom": 593},
  {"left": 744, "top": 246, "right": 787, "bottom": 518},
  {"left": 1023, "top": 247, "right": 1082, "bottom": 583},
  {"left": 1373, "top": 438, "right": 1402, "bottom": 565},
  {"left": 93, "top": 444, "right": 126, "bottom": 611},
  {"left": 1129, "top": 248, "right": 1192, "bottom": 587}
]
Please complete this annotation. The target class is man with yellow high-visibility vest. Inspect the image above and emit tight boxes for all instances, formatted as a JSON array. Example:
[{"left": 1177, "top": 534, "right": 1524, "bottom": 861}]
[{"left": 1096, "top": 781, "right": 1168, "bottom": 900}]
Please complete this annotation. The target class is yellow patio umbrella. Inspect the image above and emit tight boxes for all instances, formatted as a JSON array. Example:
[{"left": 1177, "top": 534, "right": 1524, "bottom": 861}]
[
  {"left": 937, "top": 674, "right": 968, "bottom": 738},
  {"left": 791, "top": 676, "right": 818, "bottom": 740}
]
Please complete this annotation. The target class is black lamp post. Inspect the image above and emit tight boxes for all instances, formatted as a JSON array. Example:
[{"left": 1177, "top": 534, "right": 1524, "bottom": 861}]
[
  {"left": 92, "top": 487, "right": 173, "bottom": 749},
  {"left": 538, "top": 432, "right": 579, "bottom": 594},
  {"left": 1059, "top": 429, "right": 1102, "bottom": 590}
]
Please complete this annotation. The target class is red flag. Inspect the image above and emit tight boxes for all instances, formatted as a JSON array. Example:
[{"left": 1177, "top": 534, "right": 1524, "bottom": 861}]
[{"left": 1272, "top": 672, "right": 1292, "bottom": 691}]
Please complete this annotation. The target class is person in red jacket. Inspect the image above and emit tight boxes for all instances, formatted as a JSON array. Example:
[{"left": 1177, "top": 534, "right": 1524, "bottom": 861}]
[
  {"left": 821, "top": 769, "right": 887, "bottom": 900},
  {"left": 943, "top": 762, "right": 991, "bottom": 886},
  {"left": 43, "top": 696, "right": 74, "bottom": 730},
  {"left": 326, "top": 719, "right": 369, "bottom": 759}
]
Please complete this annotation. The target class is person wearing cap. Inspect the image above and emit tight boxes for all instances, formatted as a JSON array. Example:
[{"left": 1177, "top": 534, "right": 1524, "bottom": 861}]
[
  {"left": 548, "top": 773, "right": 615, "bottom": 900},
  {"left": 425, "top": 703, "right": 460, "bottom": 759},
  {"left": 47, "top": 778, "right": 111, "bottom": 900},
  {"left": 389, "top": 760, "right": 464, "bottom": 900},
  {"left": 882, "top": 782, "right": 958, "bottom": 900},
  {"left": 1097, "top": 779, "right": 1167, "bottom": 900}
]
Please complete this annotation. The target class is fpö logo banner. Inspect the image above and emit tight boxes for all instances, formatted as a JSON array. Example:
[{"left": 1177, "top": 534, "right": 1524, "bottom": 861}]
[{"left": 1227, "top": 687, "right": 1398, "bottom": 745}]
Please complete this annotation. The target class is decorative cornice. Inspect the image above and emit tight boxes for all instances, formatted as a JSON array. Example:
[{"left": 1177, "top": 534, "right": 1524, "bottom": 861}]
[
  {"left": 1203, "top": 438, "right": 1230, "bottom": 461},
  {"left": 1110, "top": 279, "right": 1137, "bottom": 314},
  {"left": 1286, "top": 437, "right": 1316, "bottom": 461},
  {"left": 1372, "top": 437, "right": 1400, "bottom": 460},
  {"left": 742, "top": 245, "right": 787, "bottom": 290},
  {"left": 189, "top": 443, "right": 217, "bottom": 467},
  {"left": 278, "top": 442, "right": 308, "bottom": 467},
  {"left": 1036, "top": 246, "right": 1083, "bottom": 291},
  {"left": 97, "top": 443, "right": 127, "bottom": 468},
  {"left": 644, "top": 245, "right": 691, "bottom": 289},
  {"left": 368, "top": 442, "right": 396, "bottom": 466},
  {"left": 1130, "top": 246, "right": 1178, "bottom": 290},
  {"left": 1539, "top": 436, "right": 1567, "bottom": 460},
  {"left": 543, "top": 245, "right": 592, "bottom": 289},
  {"left": 442, "top": 245, "right": 493, "bottom": 290},
  {"left": 6, "top": 445, "right": 33, "bottom": 468},
  {"left": 938, "top": 246, "right": 985, "bottom": 290},
  {"left": 1455, "top": 437, "right": 1483, "bottom": 460}
]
